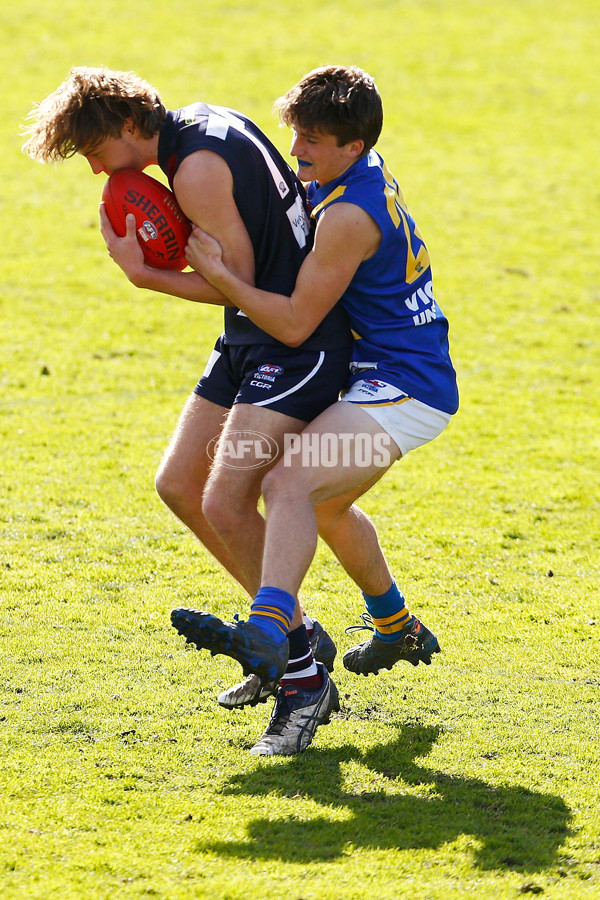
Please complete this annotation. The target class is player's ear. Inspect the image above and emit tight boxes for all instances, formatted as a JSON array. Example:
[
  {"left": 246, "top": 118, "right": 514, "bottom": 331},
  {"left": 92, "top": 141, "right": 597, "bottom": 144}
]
[
  {"left": 347, "top": 138, "right": 365, "bottom": 159},
  {"left": 123, "top": 118, "right": 137, "bottom": 137}
]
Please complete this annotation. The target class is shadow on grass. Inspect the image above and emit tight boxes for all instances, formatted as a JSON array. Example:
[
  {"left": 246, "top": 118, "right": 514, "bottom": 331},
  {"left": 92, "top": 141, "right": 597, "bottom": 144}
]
[{"left": 197, "top": 724, "right": 572, "bottom": 872}]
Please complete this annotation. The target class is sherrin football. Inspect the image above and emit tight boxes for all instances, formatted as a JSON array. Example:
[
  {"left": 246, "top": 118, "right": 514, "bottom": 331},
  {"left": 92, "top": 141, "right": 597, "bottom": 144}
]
[{"left": 102, "top": 168, "right": 191, "bottom": 270}]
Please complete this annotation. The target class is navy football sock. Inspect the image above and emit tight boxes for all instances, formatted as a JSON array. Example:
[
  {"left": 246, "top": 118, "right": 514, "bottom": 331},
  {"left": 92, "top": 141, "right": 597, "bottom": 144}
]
[{"left": 281, "top": 625, "right": 322, "bottom": 689}]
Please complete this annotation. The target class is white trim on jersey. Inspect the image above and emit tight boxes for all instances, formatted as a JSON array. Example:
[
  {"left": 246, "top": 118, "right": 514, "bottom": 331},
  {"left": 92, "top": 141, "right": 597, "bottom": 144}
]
[
  {"left": 205, "top": 105, "right": 310, "bottom": 249},
  {"left": 206, "top": 105, "right": 290, "bottom": 200}
]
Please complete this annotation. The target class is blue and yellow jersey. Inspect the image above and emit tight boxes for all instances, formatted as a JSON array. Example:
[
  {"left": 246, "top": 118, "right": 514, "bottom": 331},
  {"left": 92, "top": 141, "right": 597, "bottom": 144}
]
[{"left": 308, "top": 151, "right": 458, "bottom": 414}]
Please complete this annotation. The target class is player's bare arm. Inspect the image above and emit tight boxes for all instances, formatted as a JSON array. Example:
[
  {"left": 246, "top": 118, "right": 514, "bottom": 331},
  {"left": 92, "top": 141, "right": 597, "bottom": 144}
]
[
  {"left": 100, "top": 151, "right": 255, "bottom": 306},
  {"left": 186, "top": 201, "right": 381, "bottom": 346},
  {"left": 99, "top": 206, "right": 232, "bottom": 304}
]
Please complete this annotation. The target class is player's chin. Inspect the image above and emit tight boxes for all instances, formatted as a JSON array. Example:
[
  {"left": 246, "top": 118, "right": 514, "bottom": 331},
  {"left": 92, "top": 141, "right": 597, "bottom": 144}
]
[
  {"left": 296, "top": 159, "right": 314, "bottom": 181},
  {"left": 296, "top": 165, "right": 313, "bottom": 182}
]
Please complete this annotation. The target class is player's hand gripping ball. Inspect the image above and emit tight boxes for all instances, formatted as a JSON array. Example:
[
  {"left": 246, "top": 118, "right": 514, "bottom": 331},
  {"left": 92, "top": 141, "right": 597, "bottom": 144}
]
[{"left": 102, "top": 168, "right": 191, "bottom": 270}]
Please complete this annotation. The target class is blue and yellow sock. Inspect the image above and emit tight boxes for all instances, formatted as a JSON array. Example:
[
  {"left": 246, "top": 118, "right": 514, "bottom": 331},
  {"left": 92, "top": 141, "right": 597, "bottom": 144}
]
[
  {"left": 363, "top": 581, "right": 410, "bottom": 643},
  {"left": 249, "top": 586, "right": 295, "bottom": 643}
]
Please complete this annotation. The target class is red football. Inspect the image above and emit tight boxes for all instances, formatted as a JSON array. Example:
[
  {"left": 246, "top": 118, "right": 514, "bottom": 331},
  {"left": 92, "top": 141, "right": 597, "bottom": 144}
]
[{"left": 102, "top": 168, "right": 191, "bottom": 271}]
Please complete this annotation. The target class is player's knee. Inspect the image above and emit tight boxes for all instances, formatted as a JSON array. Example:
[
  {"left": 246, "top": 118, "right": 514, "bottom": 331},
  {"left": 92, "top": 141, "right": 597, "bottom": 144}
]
[
  {"left": 314, "top": 505, "right": 338, "bottom": 537},
  {"left": 262, "top": 462, "right": 306, "bottom": 506},
  {"left": 155, "top": 474, "right": 180, "bottom": 513},
  {"left": 201, "top": 487, "right": 240, "bottom": 540},
  {"left": 155, "top": 463, "right": 194, "bottom": 513},
  {"left": 154, "top": 464, "right": 174, "bottom": 507},
  {"left": 315, "top": 499, "right": 355, "bottom": 542},
  {"left": 201, "top": 487, "right": 219, "bottom": 529}
]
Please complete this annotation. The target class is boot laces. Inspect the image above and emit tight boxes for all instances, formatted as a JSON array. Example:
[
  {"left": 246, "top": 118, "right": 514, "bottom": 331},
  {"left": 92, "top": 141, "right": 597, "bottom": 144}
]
[{"left": 344, "top": 611, "right": 374, "bottom": 636}]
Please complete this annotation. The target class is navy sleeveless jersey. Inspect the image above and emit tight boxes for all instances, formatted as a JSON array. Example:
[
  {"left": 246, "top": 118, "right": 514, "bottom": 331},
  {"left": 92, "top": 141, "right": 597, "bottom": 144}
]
[{"left": 157, "top": 104, "right": 351, "bottom": 351}]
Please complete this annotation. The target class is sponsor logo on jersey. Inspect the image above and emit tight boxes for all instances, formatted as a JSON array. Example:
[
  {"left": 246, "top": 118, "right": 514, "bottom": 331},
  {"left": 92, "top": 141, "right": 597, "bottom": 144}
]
[
  {"left": 404, "top": 278, "right": 440, "bottom": 325},
  {"left": 258, "top": 364, "right": 284, "bottom": 376}
]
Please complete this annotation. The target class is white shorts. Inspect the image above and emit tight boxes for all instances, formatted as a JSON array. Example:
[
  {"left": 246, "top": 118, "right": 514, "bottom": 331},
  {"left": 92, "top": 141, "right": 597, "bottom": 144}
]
[{"left": 340, "top": 378, "right": 452, "bottom": 457}]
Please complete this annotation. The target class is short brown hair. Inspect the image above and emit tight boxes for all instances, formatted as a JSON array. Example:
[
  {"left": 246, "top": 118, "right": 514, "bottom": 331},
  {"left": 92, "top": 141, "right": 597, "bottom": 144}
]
[
  {"left": 275, "top": 65, "right": 383, "bottom": 153},
  {"left": 22, "top": 66, "right": 166, "bottom": 162}
]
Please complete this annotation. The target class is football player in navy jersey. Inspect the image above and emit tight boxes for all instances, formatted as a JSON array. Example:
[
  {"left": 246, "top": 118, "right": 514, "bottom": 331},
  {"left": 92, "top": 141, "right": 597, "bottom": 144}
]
[
  {"left": 184, "top": 66, "right": 459, "bottom": 756},
  {"left": 24, "top": 68, "right": 409, "bottom": 753}
]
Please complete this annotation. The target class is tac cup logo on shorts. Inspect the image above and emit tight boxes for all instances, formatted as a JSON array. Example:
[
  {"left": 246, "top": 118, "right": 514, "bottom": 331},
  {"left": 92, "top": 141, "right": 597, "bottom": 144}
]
[{"left": 206, "top": 430, "right": 279, "bottom": 469}]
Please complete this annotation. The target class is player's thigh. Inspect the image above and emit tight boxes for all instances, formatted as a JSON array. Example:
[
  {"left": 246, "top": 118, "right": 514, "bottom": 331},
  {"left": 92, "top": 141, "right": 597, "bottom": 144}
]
[
  {"left": 205, "top": 402, "right": 307, "bottom": 507},
  {"left": 156, "top": 393, "right": 230, "bottom": 488},
  {"left": 271, "top": 400, "right": 401, "bottom": 507}
]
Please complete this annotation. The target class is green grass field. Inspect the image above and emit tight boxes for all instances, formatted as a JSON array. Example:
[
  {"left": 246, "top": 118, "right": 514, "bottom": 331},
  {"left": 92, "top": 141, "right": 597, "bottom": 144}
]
[{"left": 2, "top": 0, "right": 599, "bottom": 897}]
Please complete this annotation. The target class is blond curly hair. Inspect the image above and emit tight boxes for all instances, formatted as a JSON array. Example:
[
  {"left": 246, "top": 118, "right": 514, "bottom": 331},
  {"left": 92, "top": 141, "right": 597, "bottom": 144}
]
[{"left": 22, "top": 66, "right": 166, "bottom": 162}]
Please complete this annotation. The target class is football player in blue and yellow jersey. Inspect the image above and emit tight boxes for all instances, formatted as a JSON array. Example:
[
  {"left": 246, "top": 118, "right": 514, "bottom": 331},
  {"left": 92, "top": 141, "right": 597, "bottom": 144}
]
[{"left": 184, "top": 66, "right": 459, "bottom": 756}]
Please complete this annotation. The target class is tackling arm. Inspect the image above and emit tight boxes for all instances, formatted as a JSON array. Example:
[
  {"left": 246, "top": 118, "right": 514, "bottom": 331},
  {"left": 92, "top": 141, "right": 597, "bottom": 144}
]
[{"left": 185, "top": 202, "right": 381, "bottom": 346}]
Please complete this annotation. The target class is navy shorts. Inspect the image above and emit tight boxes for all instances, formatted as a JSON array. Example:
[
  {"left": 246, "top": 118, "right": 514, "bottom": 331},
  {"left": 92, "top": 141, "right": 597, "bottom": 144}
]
[{"left": 194, "top": 335, "right": 351, "bottom": 422}]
